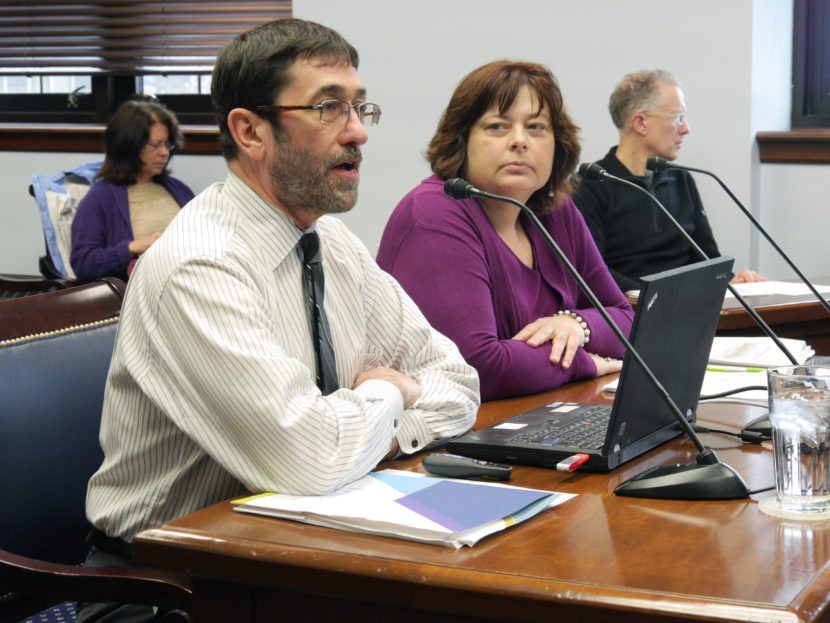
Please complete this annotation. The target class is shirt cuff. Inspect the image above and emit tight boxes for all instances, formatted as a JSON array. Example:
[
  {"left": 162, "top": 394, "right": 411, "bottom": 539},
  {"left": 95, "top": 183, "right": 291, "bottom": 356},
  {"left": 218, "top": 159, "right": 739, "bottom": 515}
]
[
  {"left": 396, "top": 409, "right": 434, "bottom": 455},
  {"left": 351, "top": 378, "right": 403, "bottom": 434}
]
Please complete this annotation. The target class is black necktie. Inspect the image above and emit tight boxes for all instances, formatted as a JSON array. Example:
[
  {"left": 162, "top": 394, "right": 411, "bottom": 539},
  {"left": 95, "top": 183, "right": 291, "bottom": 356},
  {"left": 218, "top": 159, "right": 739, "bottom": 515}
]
[{"left": 298, "top": 232, "right": 338, "bottom": 395}]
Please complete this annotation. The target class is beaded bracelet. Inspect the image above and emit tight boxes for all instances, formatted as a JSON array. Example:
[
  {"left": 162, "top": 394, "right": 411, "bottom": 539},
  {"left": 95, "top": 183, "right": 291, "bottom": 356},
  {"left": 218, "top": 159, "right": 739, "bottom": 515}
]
[{"left": 555, "top": 309, "right": 591, "bottom": 345}]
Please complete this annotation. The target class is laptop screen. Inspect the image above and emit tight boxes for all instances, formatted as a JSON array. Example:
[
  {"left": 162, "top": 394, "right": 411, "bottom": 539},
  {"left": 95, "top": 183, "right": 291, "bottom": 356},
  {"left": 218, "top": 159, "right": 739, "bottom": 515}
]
[
  {"left": 603, "top": 256, "right": 734, "bottom": 456},
  {"left": 447, "top": 256, "right": 734, "bottom": 472}
]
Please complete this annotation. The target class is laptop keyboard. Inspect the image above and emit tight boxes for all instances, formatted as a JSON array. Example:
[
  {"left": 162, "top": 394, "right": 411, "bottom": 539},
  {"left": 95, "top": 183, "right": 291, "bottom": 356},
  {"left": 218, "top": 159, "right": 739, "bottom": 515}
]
[{"left": 508, "top": 404, "right": 610, "bottom": 449}]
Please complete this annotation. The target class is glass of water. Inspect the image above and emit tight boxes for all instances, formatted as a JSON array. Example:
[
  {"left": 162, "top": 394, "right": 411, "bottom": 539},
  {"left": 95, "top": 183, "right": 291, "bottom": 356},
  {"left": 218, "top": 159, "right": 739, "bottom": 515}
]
[{"left": 767, "top": 366, "right": 830, "bottom": 515}]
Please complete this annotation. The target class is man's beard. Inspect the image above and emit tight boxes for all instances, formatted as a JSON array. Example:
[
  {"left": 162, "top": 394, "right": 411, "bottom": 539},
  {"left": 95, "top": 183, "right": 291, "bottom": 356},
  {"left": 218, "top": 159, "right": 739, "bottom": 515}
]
[{"left": 269, "top": 134, "right": 361, "bottom": 217}]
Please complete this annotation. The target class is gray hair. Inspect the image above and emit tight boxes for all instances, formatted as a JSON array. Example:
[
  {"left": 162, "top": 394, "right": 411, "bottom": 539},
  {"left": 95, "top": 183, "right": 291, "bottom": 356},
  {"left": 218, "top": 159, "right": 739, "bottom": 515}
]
[{"left": 608, "top": 69, "right": 680, "bottom": 130}]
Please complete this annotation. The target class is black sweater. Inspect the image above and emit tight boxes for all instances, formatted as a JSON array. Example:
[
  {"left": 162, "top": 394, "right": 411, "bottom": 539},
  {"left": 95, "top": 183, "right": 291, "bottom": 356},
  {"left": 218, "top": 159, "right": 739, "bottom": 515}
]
[{"left": 572, "top": 146, "right": 720, "bottom": 292}]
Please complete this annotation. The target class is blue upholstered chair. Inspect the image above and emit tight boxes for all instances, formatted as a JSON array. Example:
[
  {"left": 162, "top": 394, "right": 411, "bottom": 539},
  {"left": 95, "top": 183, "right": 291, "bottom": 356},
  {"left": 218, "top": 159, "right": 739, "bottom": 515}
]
[
  {"left": 0, "top": 280, "right": 190, "bottom": 622},
  {"left": 29, "top": 161, "right": 103, "bottom": 280}
]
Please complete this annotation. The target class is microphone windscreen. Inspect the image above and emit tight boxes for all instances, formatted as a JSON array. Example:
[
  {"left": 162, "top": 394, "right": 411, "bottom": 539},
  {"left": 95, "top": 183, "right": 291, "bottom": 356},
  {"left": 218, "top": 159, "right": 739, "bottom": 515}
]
[
  {"left": 646, "top": 157, "right": 669, "bottom": 172},
  {"left": 444, "top": 178, "right": 474, "bottom": 199},
  {"left": 578, "top": 162, "right": 606, "bottom": 180}
]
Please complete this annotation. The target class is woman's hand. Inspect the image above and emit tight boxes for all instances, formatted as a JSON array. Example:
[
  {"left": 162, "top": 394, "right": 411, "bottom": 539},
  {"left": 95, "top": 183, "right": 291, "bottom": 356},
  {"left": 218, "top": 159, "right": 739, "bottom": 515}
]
[
  {"left": 128, "top": 232, "right": 162, "bottom": 256},
  {"left": 588, "top": 353, "right": 622, "bottom": 377},
  {"left": 512, "top": 314, "right": 587, "bottom": 369}
]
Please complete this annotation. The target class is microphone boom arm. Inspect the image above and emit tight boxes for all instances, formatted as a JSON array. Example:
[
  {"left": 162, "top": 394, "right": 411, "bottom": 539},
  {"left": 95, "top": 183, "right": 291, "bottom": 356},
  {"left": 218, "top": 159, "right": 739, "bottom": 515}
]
[
  {"left": 471, "top": 186, "right": 709, "bottom": 454},
  {"left": 599, "top": 172, "right": 799, "bottom": 366},
  {"left": 443, "top": 177, "right": 749, "bottom": 499},
  {"left": 666, "top": 162, "right": 830, "bottom": 316}
]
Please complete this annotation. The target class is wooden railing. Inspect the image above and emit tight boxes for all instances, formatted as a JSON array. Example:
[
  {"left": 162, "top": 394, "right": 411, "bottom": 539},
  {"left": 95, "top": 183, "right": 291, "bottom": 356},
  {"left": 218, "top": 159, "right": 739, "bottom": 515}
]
[{"left": 0, "top": 123, "right": 221, "bottom": 155}]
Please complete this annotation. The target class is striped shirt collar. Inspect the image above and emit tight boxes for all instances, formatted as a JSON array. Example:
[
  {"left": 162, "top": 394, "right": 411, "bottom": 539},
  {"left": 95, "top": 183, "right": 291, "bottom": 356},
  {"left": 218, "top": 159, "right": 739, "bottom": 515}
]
[{"left": 222, "top": 170, "right": 314, "bottom": 269}]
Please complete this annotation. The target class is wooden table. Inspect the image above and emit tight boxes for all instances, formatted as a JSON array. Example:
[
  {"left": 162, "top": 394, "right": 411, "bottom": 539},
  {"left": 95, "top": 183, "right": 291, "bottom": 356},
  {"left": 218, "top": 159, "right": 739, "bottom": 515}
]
[
  {"left": 134, "top": 378, "right": 830, "bottom": 622},
  {"left": 717, "top": 290, "right": 830, "bottom": 354}
]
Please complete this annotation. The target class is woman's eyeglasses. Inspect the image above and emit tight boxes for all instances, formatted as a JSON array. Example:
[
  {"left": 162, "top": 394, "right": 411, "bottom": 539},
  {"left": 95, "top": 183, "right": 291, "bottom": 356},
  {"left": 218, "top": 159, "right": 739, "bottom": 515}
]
[{"left": 147, "top": 140, "right": 175, "bottom": 152}]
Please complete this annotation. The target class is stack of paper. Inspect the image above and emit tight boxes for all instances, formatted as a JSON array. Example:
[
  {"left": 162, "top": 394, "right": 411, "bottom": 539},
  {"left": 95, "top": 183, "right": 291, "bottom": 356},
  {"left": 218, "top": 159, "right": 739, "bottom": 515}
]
[
  {"left": 708, "top": 336, "right": 814, "bottom": 368},
  {"left": 628, "top": 281, "right": 830, "bottom": 304},
  {"left": 724, "top": 281, "right": 830, "bottom": 299},
  {"left": 232, "top": 469, "right": 575, "bottom": 549},
  {"left": 604, "top": 336, "right": 814, "bottom": 401}
]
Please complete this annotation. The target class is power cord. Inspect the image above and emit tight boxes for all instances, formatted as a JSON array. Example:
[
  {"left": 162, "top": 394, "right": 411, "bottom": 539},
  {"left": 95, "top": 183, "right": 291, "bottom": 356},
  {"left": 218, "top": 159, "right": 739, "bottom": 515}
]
[
  {"left": 699, "top": 385, "right": 767, "bottom": 401},
  {"left": 697, "top": 386, "right": 771, "bottom": 443},
  {"left": 692, "top": 423, "right": 768, "bottom": 444},
  {"left": 691, "top": 426, "right": 774, "bottom": 493},
  {"left": 696, "top": 386, "right": 776, "bottom": 492}
]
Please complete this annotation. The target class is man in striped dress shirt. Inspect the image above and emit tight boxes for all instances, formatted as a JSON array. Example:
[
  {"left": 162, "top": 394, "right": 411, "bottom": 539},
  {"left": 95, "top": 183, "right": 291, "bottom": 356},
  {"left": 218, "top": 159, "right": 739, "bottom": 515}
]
[{"left": 79, "top": 18, "right": 479, "bottom": 622}]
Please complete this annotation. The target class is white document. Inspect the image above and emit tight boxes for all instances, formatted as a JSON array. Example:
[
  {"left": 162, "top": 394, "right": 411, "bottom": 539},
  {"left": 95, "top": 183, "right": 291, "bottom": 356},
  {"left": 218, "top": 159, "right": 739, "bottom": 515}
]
[
  {"left": 630, "top": 281, "right": 830, "bottom": 303},
  {"left": 708, "top": 336, "right": 814, "bottom": 368},
  {"left": 724, "top": 280, "right": 830, "bottom": 299},
  {"left": 232, "top": 469, "right": 576, "bottom": 549}
]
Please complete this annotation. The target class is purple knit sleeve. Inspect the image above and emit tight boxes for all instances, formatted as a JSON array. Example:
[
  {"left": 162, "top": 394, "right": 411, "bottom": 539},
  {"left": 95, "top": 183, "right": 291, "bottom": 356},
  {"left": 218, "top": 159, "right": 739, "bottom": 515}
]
[
  {"left": 378, "top": 182, "right": 601, "bottom": 401},
  {"left": 551, "top": 197, "right": 634, "bottom": 358}
]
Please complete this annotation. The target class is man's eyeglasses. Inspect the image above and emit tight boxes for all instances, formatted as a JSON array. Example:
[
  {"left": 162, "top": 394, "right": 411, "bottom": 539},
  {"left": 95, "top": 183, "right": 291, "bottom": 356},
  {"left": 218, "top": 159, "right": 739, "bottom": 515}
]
[
  {"left": 147, "top": 140, "right": 175, "bottom": 152},
  {"left": 645, "top": 112, "right": 687, "bottom": 126},
  {"left": 255, "top": 99, "right": 382, "bottom": 126}
]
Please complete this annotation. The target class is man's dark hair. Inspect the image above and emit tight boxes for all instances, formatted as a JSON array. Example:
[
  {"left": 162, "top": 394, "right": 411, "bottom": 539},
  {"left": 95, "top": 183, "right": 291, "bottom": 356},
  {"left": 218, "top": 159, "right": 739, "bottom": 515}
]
[{"left": 212, "top": 18, "right": 359, "bottom": 161}]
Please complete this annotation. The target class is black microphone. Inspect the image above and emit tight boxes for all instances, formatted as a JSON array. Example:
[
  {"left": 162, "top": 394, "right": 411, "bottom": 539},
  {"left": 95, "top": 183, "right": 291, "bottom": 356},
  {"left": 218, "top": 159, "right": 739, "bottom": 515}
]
[
  {"left": 443, "top": 177, "right": 477, "bottom": 200},
  {"left": 578, "top": 162, "right": 800, "bottom": 374},
  {"left": 577, "top": 162, "right": 608, "bottom": 182},
  {"left": 646, "top": 156, "right": 830, "bottom": 317},
  {"left": 443, "top": 177, "right": 749, "bottom": 500},
  {"left": 645, "top": 157, "right": 829, "bottom": 438}
]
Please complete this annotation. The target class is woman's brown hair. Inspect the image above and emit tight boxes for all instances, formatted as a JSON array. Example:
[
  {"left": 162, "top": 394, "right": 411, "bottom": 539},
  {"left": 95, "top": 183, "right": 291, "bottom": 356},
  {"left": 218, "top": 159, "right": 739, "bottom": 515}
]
[
  {"left": 98, "top": 98, "right": 183, "bottom": 185},
  {"left": 427, "top": 60, "right": 580, "bottom": 214}
]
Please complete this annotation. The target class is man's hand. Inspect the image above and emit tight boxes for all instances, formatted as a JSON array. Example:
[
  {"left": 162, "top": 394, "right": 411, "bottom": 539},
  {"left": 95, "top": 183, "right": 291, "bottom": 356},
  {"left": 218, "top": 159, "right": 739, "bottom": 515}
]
[
  {"left": 730, "top": 268, "right": 766, "bottom": 284},
  {"left": 512, "top": 314, "right": 586, "bottom": 369},
  {"left": 383, "top": 438, "right": 400, "bottom": 460},
  {"left": 354, "top": 367, "right": 422, "bottom": 408}
]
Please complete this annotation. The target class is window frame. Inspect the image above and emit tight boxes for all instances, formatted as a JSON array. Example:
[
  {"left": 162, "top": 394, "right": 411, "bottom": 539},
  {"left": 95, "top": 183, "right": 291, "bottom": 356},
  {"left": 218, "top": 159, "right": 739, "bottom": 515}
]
[
  {"left": 0, "top": 2, "right": 290, "bottom": 126},
  {"left": 792, "top": 0, "right": 830, "bottom": 127}
]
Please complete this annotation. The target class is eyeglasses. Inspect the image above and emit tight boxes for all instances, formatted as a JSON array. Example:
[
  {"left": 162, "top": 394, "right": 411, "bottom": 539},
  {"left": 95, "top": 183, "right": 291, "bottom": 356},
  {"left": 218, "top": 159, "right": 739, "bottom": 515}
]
[
  {"left": 645, "top": 112, "right": 687, "bottom": 126},
  {"left": 147, "top": 140, "right": 175, "bottom": 152},
  {"left": 255, "top": 99, "right": 382, "bottom": 126}
]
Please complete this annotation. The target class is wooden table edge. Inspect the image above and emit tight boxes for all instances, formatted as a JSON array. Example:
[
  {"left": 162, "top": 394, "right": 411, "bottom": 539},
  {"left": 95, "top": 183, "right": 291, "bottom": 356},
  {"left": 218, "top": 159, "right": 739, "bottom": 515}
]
[{"left": 134, "top": 517, "right": 817, "bottom": 623}]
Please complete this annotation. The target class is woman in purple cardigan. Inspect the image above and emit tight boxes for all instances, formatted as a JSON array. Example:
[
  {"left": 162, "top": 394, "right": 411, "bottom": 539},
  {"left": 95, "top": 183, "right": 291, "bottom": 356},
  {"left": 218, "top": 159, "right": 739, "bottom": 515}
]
[
  {"left": 377, "top": 61, "right": 634, "bottom": 401},
  {"left": 70, "top": 98, "right": 195, "bottom": 282}
]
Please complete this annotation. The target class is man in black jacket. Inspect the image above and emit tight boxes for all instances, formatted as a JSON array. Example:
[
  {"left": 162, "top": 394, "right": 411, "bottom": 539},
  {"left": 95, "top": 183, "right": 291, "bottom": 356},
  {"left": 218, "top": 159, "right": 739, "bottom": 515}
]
[{"left": 573, "top": 69, "right": 762, "bottom": 292}]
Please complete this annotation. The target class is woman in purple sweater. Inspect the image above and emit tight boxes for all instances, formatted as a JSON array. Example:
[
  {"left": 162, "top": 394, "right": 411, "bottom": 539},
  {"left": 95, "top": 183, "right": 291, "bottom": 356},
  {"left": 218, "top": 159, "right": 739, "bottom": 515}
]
[
  {"left": 377, "top": 61, "right": 634, "bottom": 401},
  {"left": 70, "top": 98, "right": 195, "bottom": 282}
]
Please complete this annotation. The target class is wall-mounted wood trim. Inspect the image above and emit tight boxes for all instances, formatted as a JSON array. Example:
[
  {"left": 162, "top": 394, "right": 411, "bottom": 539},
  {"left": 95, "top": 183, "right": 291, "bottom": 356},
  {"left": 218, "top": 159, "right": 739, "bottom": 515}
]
[
  {"left": 757, "top": 129, "right": 830, "bottom": 164},
  {"left": 0, "top": 123, "right": 221, "bottom": 155}
]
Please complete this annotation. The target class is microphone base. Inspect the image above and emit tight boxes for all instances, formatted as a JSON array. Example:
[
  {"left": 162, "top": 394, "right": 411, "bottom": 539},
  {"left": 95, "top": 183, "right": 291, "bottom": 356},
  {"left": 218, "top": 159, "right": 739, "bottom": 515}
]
[
  {"left": 614, "top": 460, "right": 750, "bottom": 500},
  {"left": 742, "top": 413, "right": 772, "bottom": 438}
]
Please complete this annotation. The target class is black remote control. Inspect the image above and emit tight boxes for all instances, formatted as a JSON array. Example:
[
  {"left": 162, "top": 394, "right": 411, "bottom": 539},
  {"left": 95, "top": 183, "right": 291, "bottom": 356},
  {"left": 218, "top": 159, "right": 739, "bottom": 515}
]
[{"left": 422, "top": 453, "right": 512, "bottom": 481}]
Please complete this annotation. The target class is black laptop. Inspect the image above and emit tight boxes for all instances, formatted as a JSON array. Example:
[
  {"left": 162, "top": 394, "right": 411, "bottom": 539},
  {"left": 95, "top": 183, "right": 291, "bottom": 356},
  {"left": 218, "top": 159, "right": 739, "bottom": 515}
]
[{"left": 447, "top": 256, "right": 734, "bottom": 472}]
